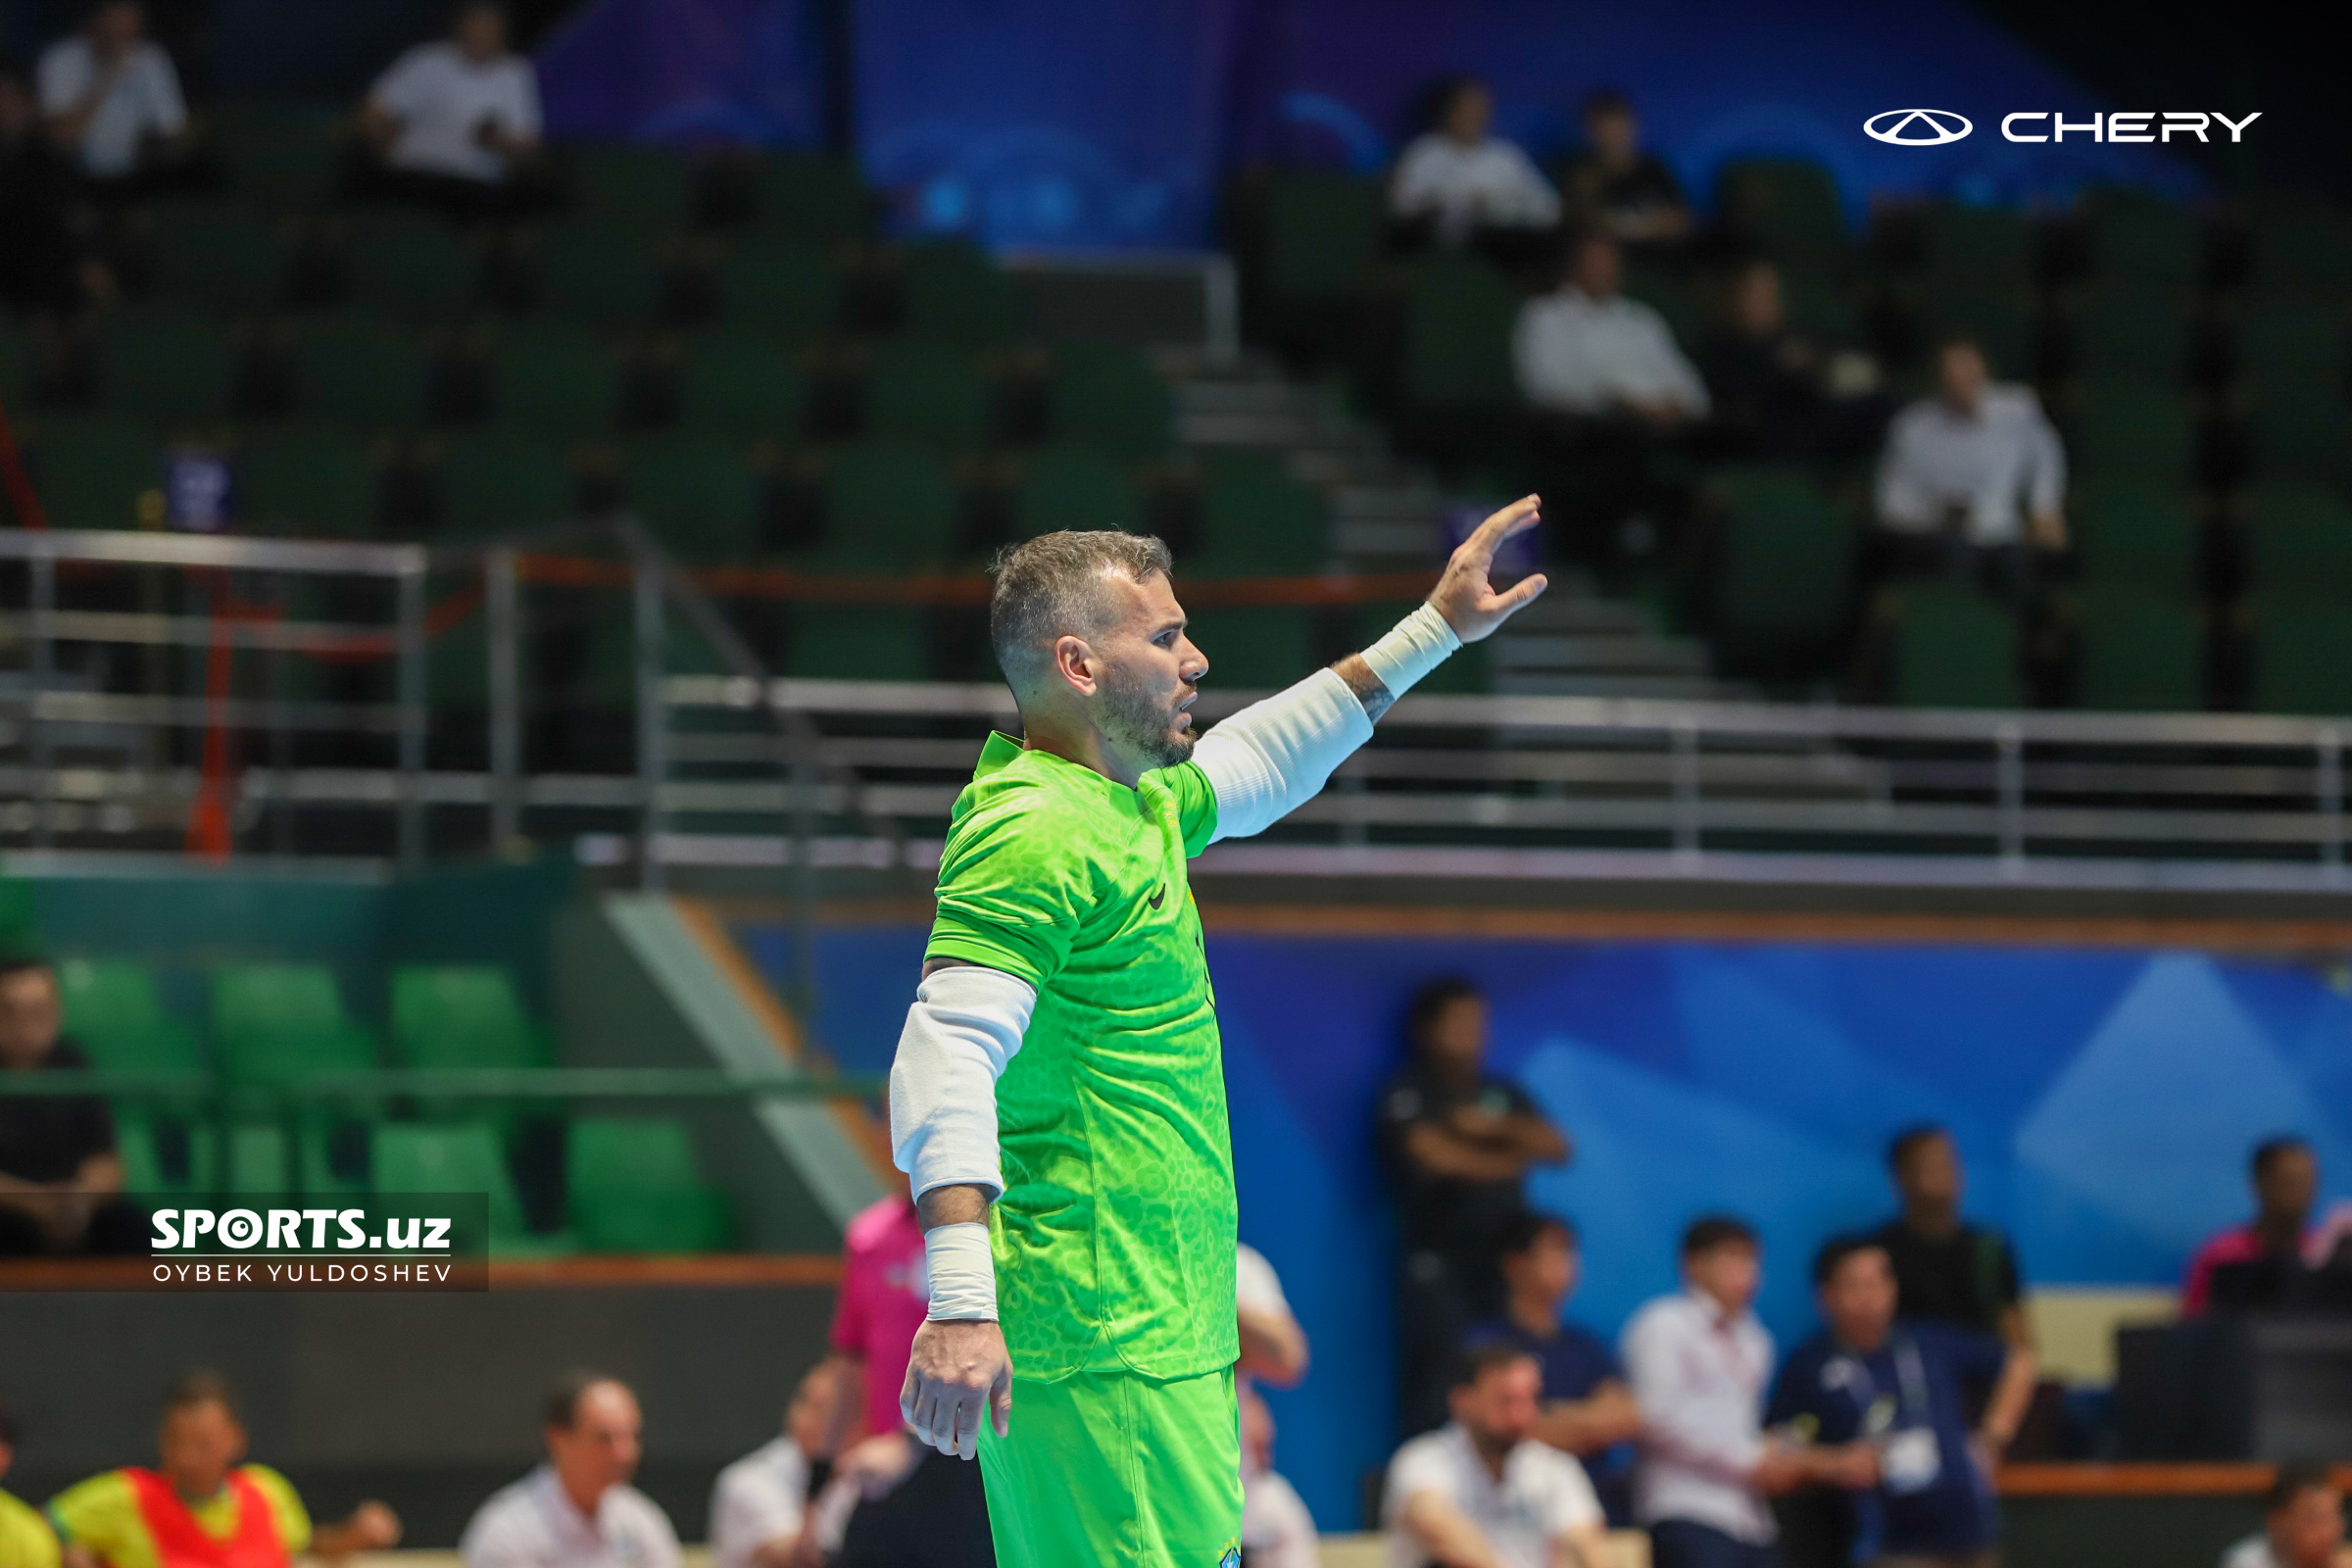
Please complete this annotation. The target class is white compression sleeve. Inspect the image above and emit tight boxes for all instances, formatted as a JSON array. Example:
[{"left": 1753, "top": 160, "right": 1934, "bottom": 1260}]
[
  {"left": 887, "top": 965, "right": 1036, "bottom": 1201},
  {"left": 1359, "top": 602, "right": 1460, "bottom": 696},
  {"left": 1194, "top": 665, "right": 1373, "bottom": 844}
]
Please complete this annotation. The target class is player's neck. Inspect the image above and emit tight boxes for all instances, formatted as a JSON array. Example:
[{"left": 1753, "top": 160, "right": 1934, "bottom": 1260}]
[{"left": 1019, "top": 713, "right": 1143, "bottom": 789}]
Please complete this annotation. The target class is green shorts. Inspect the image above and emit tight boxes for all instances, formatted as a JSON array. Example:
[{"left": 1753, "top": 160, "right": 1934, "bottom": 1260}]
[{"left": 977, "top": 1365, "right": 1242, "bottom": 1568}]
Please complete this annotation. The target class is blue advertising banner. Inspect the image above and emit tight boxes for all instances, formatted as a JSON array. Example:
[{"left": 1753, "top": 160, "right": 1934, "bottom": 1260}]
[{"left": 537, "top": 0, "right": 824, "bottom": 146}]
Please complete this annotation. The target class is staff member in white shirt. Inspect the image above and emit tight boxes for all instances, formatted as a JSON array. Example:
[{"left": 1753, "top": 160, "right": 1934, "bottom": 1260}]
[
  {"left": 1385, "top": 1342, "right": 1610, "bottom": 1568},
  {"left": 460, "top": 1371, "right": 683, "bottom": 1568},
  {"left": 1873, "top": 334, "right": 2068, "bottom": 585},
  {"left": 1624, "top": 1216, "right": 1875, "bottom": 1568},
  {"left": 1391, "top": 77, "right": 1561, "bottom": 249},
  {"left": 35, "top": 0, "right": 189, "bottom": 185},
  {"left": 359, "top": 0, "right": 544, "bottom": 220},
  {"left": 1514, "top": 230, "right": 1709, "bottom": 427}
]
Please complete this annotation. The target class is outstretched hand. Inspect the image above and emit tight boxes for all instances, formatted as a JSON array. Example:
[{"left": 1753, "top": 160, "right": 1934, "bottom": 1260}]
[{"left": 1428, "top": 496, "right": 1548, "bottom": 644}]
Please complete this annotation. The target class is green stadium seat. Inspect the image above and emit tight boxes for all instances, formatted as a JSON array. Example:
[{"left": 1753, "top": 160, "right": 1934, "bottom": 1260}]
[
  {"left": 1014, "top": 445, "right": 1141, "bottom": 537},
  {"left": 2072, "top": 584, "right": 2202, "bottom": 710},
  {"left": 2249, "top": 204, "right": 2352, "bottom": 298},
  {"left": 625, "top": 432, "right": 764, "bottom": 564},
  {"left": 28, "top": 418, "right": 160, "bottom": 529},
  {"left": 1184, "top": 607, "right": 1315, "bottom": 691},
  {"left": 532, "top": 220, "right": 665, "bottom": 328},
  {"left": 864, "top": 338, "right": 990, "bottom": 449},
  {"left": 344, "top": 212, "right": 483, "bottom": 323},
  {"left": 56, "top": 958, "right": 203, "bottom": 1074},
  {"left": 679, "top": 337, "right": 806, "bottom": 438},
  {"left": 372, "top": 1121, "right": 544, "bottom": 1249},
  {"left": 101, "top": 311, "right": 235, "bottom": 426},
  {"left": 1258, "top": 171, "right": 1383, "bottom": 310},
  {"left": 489, "top": 322, "right": 618, "bottom": 439},
  {"left": 572, "top": 145, "right": 691, "bottom": 232},
  {"left": 1623, "top": 259, "right": 1700, "bottom": 348},
  {"left": 1888, "top": 587, "right": 2021, "bottom": 709},
  {"left": 210, "top": 964, "right": 376, "bottom": 1088},
  {"left": 2249, "top": 588, "right": 2352, "bottom": 714},
  {"left": 2246, "top": 389, "right": 2352, "bottom": 485},
  {"left": 289, "top": 316, "right": 433, "bottom": 427},
  {"left": 2245, "top": 482, "right": 2352, "bottom": 589},
  {"left": 240, "top": 426, "right": 379, "bottom": 538},
  {"left": 2070, "top": 478, "right": 2198, "bottom": 590},
  {"left": 1048, "top": 342, "right": 1171, "bottom": 460},
  {"left": 210, "top": 103, "right": 343, "bottom": 211},
  {"left": 1192, "top": 452, "right": 1325, "bottom": 576},
  {"left": 565, "top": 1117, "right": 732, "bottom": 1252},
  {"left": 1707, "top": 466, "right": 1855, "bottom": 675},
  {"left": 1921, "top": 204, "right": 2034, "bottom": 291},
  {"left": 115, "top": 1115, "right": 181, "bottom": 1192},
  {"left": 1398, "top": 258, "right": 1517, "bottom": 420},
  {"left": 2236, "top": 302, "right": 2350, "bottom": 394},
  {"left": 750, "top": 153, "right": 868, "bottom": 243},
  {"left": 144, "top": 203, "right": 288, "bottom": 317},
  {"left": 2068, "top": 284, "right": 2193, "bottom": 386},
  {"left": 2070, "top": 380, "right": 2196, "bottom": 481},
  {"left": 1714, "top": 159, "right": 1847, "bottom": 270},
  {"left": 784, "top": 606, "right": 932, "bottom": 681},
  {"left": 436, "top": 431, "right": 577, "bottom": 536},
  {"left": 719, "top": 237, "right": 839, "bottom": 345},
  {"left": 2081, "top": 186, "right": 2201, "bottom": 289},
  {"left": 810, "top": 440, "right": 958, "bottom": 568},
  {"left": 392, "top": 966, "right": 546, "bottom": 1070},
  {"left": 901, "top": 240, "right": 1019, "bottom": 344},
  {"left": 1779, "top": 270, "right": 1859, "bottom": 342}
]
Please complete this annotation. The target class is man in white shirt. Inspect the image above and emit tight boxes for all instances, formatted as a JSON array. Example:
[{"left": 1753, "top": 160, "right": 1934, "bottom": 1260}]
[
  {"left": 1391, "top": 77, "right": 1561, "bottom": 249},
  {"left": 1385, "top": 1342, "right": 1610, "bottom": 1568},
  {"left": 459, "top": 1371, "right": 683, "bottom": 1568},
  {"left": 710, "top": 1364, "right": 841, "bottom": 1568},
  {"left": 1237, "top": 1243, "right": 1319, "bottom": 1568},
  {"left": 1623, "top": 1216, "right": 1872, "bottom": 1568},
  {"left": 1514, "top": 231, "right": 1709, "bottom": 426},
  {"left": 1874, "top": 335, "right": 2068, "bottom": 577},
  {"left": 360, "top": 1, "right": 543, "bottom": 219},
  {"left": 35, "top": 0, "right": 188, "bottom": 183},
  {"left": 2221, "top": 1464, "right": 2351, "bottom": 1568}
]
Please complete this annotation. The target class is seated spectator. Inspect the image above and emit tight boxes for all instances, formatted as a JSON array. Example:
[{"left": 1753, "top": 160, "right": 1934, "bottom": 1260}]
[
  {"left": 1871, "top": 1124, "right": 2029, "bottom": 1350},
  {"left": 710, "top": 1363, "right": 850, "bottom": 1568},
  {"left": 1515, "top": 231, "right": 1710, "bottom": 425},
  {"left": 1380, "top": 977, "right": 1572, "bottom": 1437},
  {"left": 460, "top": 1371, "right": 680, "bottom": 1568},
  {"left": 1767, "top": 1236, "right": 2037, "bottom": 1568},
  {"left": 0, "top": 953, "right": 145, "bottom": 1257},
  {"left": 1625, "top": 1216, "right": 1871, "bottom": 1568},
  {"left": 1465, "top": 1211, "right": 1644, "bottom": 1524},
  {"left": 1698, "top": 261, "right": 1888, "bottom": 463},
  {"left": 358, "top": 1, "right": 546, "bottom": 223},
  {"left": 1385, "top": 1344, "right": 1610, "bottom": 1568},
  {"left": 0, "top": 1402, "right": 62, "bottom": 1568},
  {"left": 49, "top": 1371, "right": 399, "bottom": 1568},
  {"left": 34, "top": 1, "right": 192, "bottom": 193},
  {"left": 2185, "top": 1136, "right": 2323, "bottom": 1314},
  {"left": 1557, "top": 89, "right": 1690, "bottom": 250},
  {"left": 1871, "top": 334, "right": 2067, "bottom": 596},
  {"left": 1238, "top": 1240, "right": 1310, "bottom": 1392},
  {"left": 1, "top": 65, "right": 109, "bottom": 322},
  {"left": 2223, "top": 1464, "right": 2351, "bottom": 1568},
  {"left": 1240, "top": 1384, "right": 1319, "bottom": 1568},
  {"left": 1391, "top": 76, "right": 1561, "bottom": 251}
]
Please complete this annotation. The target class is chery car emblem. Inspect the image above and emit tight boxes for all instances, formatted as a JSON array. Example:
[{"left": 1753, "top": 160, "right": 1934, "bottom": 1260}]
[{"left": 1864, "top": 108, "right": 1974, "bottom": 145}]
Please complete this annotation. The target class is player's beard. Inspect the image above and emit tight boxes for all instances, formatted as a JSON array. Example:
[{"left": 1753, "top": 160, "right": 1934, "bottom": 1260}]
[{"left": 1097, "top": 662, "right": 1197, "bottom": 770}]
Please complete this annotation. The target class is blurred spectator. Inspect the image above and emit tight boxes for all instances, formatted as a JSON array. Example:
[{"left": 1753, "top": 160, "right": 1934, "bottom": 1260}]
[
  {"left": 2184, "top": 1137, "right": 2322, "bottom": 1314},
  {"left": 1239, "top": 1384, "right": 1319, "bottom": 1568},
  {"left": 1871, "top": 335, "right": 2067, "bottom": 594},
  {"left": 1697, "top": 262, "right": 1888, "bottom": 463},
  {"left": 459, "top": 1371, "right": 680, "bottom": 1568},
  {"left": 1464, "top": 1212, "right": 1644, "bottom": 1524},
  {"left": 1557, "top": 89, "right": 1690, "bottom": 250},
  {"left": 1766, "top": 1236, "right": 2036, "bottom": 1568},
  {"left": 1870, "top": 1125, "right": 2029, "bottom": 1350},
  {"left": 2222, "top": 1464, "right": 2351, "bottom": 1568},
  {"left": 34, "top": 1, "right": 191, "bottom": 190},
  {"left": 710, "top": 1363, "right": 851, "bottom": 1568},
  {"left": 0, "top": 1402, "right": 62, "bottom": 1568},
  {"left": 821, "top": 1192, "right": 995, "bottom": 1568},
  {"left": 49, "top": 1372, "right": 399, "bottom": 1568},
  {"left": 358, "top": 0, "right": 545, "bottom": 222},
  {"left": 1238, "top": 1240, "right": 1310, "bottom": 1392},
  {"left": 1625, "top": 1216, "right": 1867, "bottom": 1568},
  {"left": 1384, "top": 1343, "right": 1609, "bottom": 1568},
  {"left": 0, "top": 954, "right": 144, "bottom": 1257},
  {"left": 1381, "top": 977, "right": 1571, "bottom": 1437},
  {"left": 2, "top": 65, "right": 109, "bottom": 321},
  {"left": 1515, "top": 231, "right": 1710, "bottom": 424},
  {"left": 1391, "top": 76, "right": 1561, "bottom": 249}
]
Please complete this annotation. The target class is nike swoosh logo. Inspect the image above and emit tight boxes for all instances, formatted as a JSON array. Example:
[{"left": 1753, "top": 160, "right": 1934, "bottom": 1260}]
[{"left": 1148, "top": 886, "right": 1167, "bottom": 910}]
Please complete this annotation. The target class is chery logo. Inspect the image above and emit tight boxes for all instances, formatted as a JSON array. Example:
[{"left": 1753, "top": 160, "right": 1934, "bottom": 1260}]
[{"left": 1865, "top": 108, "right": 1973, "bottom": 145}]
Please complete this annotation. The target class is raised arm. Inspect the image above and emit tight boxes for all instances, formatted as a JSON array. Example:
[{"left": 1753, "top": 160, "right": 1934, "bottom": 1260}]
[
  {"left": 1196, "top": 496, "right": 1547, "bottom": 842},
  {"left": 1397, "top": 1490, "right": 1509, "bottom": 1568}
]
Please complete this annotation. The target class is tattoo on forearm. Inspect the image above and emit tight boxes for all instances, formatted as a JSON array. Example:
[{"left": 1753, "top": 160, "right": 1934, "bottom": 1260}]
[{"left": 1333, "top": 654, "right": 1396, "bottom": 722}]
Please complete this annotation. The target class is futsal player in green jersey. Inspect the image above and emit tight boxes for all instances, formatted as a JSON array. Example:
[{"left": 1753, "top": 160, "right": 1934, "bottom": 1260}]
[{"left": 890, "top": 498, "right": 1547, "bottom": 1568}]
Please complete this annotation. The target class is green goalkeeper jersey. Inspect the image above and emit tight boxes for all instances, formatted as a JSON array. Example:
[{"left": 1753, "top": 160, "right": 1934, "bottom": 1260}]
[{"left": 924, "top": 732, "right": 1240, "bottom": 1382}]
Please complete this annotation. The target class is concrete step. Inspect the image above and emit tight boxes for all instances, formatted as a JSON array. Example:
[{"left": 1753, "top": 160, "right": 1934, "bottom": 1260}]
[{"left": 1489, "top": 634, "right": 1710, "bottom": 676}]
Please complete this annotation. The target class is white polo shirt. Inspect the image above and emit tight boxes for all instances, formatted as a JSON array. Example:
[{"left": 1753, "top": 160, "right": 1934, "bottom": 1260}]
[
  {"left": 1622, "top": 1290, "right": 1776, "bottom": 1544},
  {"left": 709, "top": 1438, "right": 808, "bottom": 1568},
  {"left": 1391, "top": 132, "right": 1562, "bottom": 244},
  {"left": 369, "top": 40, "right": 541, "bottom": 182},
  {"left": 1384, "top": 1423, "right": 1601, "bottom": 1568},
  {"left": 35, "top": 35, "right": 187, "bottom": 176},
  {"left": 459, "top": 1464, "right": 681, "bottom": 1568}
]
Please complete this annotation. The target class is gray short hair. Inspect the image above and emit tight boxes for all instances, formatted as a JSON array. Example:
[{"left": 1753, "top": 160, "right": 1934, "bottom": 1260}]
[{"left": 989, "top": 531, "right": 1173, "bottom": 685}]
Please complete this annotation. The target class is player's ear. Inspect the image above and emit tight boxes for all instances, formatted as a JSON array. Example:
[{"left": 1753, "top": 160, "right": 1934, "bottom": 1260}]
[{"left": 1052, "top": 634, "right": 1099, "bottom": 695}]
